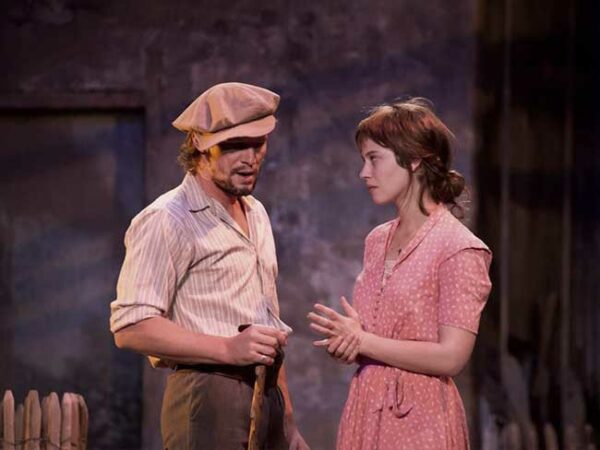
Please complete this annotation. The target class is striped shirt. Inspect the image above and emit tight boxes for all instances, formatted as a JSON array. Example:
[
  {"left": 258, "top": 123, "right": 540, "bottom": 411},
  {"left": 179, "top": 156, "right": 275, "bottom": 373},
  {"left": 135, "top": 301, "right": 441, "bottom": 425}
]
[{"left": 110, "top": 173, "right": 291, "bottom": 365}]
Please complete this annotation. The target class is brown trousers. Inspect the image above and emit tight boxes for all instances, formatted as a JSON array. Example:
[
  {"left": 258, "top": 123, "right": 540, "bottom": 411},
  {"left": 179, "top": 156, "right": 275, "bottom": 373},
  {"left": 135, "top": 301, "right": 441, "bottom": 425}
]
[{"left": 161, "top": 369, "right": 287, "bottom": 450}]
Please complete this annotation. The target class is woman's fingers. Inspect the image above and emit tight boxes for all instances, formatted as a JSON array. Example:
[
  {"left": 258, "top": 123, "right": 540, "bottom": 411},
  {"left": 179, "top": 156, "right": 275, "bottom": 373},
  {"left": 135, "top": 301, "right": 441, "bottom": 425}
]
[
  {"left": 313, "top": 338, "right": 329, "bottom": 347},
  {"left": 313, "top": 303, "right": 340, "bottom": 320},
  {"left": 307, "top": 311, "right": 333, "bottom": 328},
  {"left": 309, "top": 322, "right": 335, "bottom": 337},
  {"left": 345, "top": 347, "right": 360, "bottom": 364},
  {"left": 327, "top": 336, "right": 345, "bottom": 354},
  {"left": 340, "top": 296, "right": 360, "bottom": 320},
  {"left": 331, "top": 337, "right": 352, "bottom": 357},
  {"left": 339, "top": 335, "right": 359, "bottom": 360}
]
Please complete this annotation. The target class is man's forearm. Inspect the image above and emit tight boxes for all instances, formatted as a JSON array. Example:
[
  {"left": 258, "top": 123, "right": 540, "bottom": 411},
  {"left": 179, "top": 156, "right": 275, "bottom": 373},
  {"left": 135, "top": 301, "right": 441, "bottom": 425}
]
[{"left": 114, "top": 316, "right": 231, "bottom": 365}]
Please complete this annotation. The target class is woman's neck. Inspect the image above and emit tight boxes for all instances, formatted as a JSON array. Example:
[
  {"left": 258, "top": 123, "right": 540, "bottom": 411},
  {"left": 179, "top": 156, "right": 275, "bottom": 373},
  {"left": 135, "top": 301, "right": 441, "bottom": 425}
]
[{"left": 395, "top": 191, "right": 439, "bottom": 238}]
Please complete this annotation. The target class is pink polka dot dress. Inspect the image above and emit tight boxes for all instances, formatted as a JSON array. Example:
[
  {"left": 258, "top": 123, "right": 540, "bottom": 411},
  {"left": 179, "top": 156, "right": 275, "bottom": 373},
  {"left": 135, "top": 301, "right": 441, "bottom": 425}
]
[{"left": 337, "top": 206, "right": 492, "bottom": 450}]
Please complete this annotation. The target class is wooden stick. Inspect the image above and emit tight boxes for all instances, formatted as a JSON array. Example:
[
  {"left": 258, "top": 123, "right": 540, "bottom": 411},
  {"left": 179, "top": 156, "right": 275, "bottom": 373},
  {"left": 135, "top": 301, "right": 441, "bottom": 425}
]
[{"left": 247, "top": 365, "right": 266, "bottom": 450}]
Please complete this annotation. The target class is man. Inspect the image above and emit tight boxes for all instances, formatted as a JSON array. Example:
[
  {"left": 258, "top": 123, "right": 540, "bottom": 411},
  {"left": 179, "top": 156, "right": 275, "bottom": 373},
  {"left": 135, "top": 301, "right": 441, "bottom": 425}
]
[{"left": 110, "top": 82, "right": 309, "bottom": 450}]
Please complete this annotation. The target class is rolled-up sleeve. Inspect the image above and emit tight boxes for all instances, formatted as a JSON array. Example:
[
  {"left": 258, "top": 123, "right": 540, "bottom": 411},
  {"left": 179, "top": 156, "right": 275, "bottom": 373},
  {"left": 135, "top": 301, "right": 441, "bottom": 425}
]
[
  {"left": 110, "top": 208, "right": 192, "bottom": 333},
  {"left": 438, "top": 248, "right": 492, "bottom": 334}
]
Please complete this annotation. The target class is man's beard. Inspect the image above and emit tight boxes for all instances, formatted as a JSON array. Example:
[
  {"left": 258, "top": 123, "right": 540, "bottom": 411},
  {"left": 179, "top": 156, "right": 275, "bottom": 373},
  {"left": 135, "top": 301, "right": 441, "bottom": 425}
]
[{"left": 213, "top": 173, "right": 258, "bottom": 197}]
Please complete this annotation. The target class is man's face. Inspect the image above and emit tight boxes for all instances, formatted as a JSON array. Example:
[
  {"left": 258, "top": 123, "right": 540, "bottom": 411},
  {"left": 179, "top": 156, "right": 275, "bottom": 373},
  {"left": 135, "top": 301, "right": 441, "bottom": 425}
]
[{"left": 207, "top": 136, "right": 268, "bottom": 197}]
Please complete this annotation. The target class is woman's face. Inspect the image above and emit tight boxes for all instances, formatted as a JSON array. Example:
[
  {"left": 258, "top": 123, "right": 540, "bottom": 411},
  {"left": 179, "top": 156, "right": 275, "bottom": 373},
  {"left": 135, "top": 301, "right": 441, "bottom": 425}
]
[{"left": 359, "top": 138, "right": 415, "bottom": 207}]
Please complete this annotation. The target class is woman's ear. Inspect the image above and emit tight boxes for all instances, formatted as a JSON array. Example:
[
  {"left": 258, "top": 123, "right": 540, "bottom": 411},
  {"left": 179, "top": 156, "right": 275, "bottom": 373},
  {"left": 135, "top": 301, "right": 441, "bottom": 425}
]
[{"left": 410, "top": 159, "right": 422, "bottom": 172}]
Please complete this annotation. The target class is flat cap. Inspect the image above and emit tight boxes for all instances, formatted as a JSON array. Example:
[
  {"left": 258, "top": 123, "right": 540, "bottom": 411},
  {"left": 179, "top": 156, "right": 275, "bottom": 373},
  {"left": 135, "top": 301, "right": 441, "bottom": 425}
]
[{"left": 172, "top": 82, "right": 280, "bottom": 151}]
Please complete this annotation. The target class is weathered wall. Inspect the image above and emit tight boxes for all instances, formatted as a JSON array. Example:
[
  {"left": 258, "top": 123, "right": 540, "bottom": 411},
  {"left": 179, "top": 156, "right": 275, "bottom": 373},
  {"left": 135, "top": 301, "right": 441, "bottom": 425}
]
[{"left": 0, "top": 1, "right": 479, "bottom": 448}]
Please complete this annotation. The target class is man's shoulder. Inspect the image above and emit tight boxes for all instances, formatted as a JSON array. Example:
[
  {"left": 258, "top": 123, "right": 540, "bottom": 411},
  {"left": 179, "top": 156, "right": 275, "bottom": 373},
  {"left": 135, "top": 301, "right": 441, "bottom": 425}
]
[
  {"left": 130, "top": 184, "right": 190, "bottom": 229},
  {"left": 244, "top": 195, "right": 270, "bottom": 217}
]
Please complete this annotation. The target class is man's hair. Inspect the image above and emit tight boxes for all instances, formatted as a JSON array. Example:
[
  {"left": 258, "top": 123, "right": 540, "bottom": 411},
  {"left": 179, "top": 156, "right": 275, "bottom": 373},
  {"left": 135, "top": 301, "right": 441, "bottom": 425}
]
[
  {"left": 355, "top": 97, "right": 465, "bottom": 215},
  {"left": 178, "top": 133, "right": 203, "bottom": 174}
]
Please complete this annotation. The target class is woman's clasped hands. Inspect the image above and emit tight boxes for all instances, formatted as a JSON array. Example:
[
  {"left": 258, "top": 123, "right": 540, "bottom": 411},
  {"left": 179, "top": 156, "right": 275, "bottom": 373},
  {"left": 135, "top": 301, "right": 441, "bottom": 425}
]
[{"left": 307, "top": 296, "right": 364, "bottom": 364}]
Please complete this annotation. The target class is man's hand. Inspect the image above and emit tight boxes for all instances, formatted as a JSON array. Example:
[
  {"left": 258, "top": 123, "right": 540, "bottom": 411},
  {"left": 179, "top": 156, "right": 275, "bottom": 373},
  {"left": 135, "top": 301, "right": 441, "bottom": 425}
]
[
  {"left": 308, "top": 297, "right": 363, "bottom": 364},
  {"left": 285, "top": 415, "right": 310, "bottom": 450},
  {"left": 225, "top": 325, "right": 288, "bottom": 366}
]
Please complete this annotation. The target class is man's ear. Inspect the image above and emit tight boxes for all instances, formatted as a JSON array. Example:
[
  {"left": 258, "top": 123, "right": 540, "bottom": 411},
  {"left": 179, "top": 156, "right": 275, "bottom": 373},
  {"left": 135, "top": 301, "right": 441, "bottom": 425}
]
[{"left": 196, "top": 149, "right": 216, "bottom": 179}]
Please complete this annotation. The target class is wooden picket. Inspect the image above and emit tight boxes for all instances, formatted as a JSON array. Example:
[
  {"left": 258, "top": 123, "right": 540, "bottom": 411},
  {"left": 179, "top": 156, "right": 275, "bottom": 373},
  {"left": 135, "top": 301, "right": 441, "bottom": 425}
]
[{"left": 1, "top": 391, "right": 87, "bottom": 450}]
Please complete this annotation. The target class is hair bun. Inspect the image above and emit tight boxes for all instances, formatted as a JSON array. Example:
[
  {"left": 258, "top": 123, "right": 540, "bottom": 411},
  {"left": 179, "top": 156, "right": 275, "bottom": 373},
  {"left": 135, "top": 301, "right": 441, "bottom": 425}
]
[{"left": 446, "top": 170, "right": 465, "bottom": 199}]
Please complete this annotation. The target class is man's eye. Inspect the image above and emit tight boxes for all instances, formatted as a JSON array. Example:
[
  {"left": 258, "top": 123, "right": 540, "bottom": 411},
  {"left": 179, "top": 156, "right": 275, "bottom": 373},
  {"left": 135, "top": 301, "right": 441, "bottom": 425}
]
[
  {"left": 219, "top": 141, "right": 265, "bottom": 152},
  {"left": 219, "top": 144, "right": 246, "bottom": 152}
]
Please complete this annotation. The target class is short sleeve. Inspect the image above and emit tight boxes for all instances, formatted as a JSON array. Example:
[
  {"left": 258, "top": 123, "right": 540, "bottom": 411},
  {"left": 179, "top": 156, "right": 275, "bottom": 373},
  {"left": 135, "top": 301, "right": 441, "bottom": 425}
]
[
  {"left": 438, "top": 248, "right": 492, "bottom": 334},
  {"left": 109, "top": 208, "right": 193, "bottom": 333}
]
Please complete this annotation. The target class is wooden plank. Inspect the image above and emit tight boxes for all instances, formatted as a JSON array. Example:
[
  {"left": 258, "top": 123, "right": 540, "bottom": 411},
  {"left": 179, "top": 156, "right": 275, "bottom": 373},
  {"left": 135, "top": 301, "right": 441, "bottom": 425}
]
[
  {"left": 544, "top": 422, "right": 559, "bottom": 450},
  {"left": 15, "top": 404, "right": 23, "bottom": 450},
  {"left": 68, "top": 396, "right": 78, "bottom": 450},
  {"left": 584, "top": 423, "right": 596, "bottom": 448},
  {"left": 501, "top": 422, "right": 521, "bottom": 450},
  {"left": 24, "top": 391, "right": 41, "bottom": 450},
  {"left": 75, "top": 396, "right": 88, "bottom": 450},
  {"left": 524, "top": 421, "right": 538, "bottom": 450},
  {"left": 40, "top": 397, "right": 48, "bottom": 450},
  {"left": 45, "top": 395, "right": 60, "bottom": 450},
  {"left": 2, "top": 391, "right": 15, "bottom": 450},
  {"left": 59, "top": 395, "right": 71, "bottom": 450},
  {"left": 564, "top": 424, "right": 578, "bottom": 450}
]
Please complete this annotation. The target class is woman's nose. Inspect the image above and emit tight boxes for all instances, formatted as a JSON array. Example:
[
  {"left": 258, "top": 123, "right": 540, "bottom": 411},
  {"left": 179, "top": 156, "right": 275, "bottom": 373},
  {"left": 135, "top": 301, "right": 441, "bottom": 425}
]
[{"left": 359, "top": 162, "right": 370, "bottom": 179}]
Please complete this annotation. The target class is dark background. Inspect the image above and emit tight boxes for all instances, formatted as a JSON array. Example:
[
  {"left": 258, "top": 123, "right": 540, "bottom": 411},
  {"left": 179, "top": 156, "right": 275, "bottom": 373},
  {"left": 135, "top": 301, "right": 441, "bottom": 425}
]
[{"left": 0, "top": 0, "right": 598, "bottom": 448}]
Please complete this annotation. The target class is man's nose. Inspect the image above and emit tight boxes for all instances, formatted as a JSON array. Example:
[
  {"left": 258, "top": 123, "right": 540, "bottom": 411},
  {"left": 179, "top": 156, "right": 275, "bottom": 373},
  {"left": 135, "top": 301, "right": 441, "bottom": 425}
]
[{"left": 238, "top": 147, "right": 258, "bottom": 164}]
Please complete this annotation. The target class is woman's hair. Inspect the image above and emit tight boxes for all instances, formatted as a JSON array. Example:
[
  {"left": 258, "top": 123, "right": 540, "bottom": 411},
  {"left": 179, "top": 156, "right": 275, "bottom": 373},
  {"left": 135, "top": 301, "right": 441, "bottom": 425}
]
[
  {"left": 355, "top": 97, "right": 466, "bottom": 215},
  {"left": 178, "top": 132, "right": 203, "bottom": 174}
]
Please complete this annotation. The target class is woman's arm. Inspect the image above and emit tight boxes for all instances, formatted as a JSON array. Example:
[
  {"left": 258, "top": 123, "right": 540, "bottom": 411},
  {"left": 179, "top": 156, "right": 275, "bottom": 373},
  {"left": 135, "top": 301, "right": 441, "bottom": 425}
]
[
  {"left": 309, "top": 248, "right": 491, "bottom": 376},
  {"left": 357, "top": 325, "right": 475, "bottom": 377},
  {"left": 309, "top": 299, "right": 476, "bottom": 377}
]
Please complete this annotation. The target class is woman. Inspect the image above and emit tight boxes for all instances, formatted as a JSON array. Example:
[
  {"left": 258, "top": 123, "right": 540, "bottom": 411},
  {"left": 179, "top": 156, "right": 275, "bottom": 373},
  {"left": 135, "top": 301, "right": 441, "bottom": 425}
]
[{"left": 308, "top": 98, "right": 492, "bottom": 450}]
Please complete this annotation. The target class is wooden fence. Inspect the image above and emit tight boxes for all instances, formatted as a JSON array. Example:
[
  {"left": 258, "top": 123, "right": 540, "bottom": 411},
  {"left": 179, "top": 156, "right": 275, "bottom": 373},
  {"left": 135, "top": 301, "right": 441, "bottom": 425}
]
[{"left": 1, "top": 390, "right": 87, "bottom": 450}]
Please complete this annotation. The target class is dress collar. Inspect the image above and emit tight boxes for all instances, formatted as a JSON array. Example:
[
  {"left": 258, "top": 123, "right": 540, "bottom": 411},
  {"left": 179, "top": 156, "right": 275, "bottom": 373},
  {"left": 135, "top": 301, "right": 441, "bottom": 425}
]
[{"left": 387, "top": 204, "right": 447, "bottom": 267}]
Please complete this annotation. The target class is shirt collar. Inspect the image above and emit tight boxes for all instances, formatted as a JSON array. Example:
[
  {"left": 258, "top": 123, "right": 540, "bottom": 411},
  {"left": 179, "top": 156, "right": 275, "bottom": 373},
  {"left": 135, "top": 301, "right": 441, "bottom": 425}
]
[{"left": 181, "top": 172, "right": 212, "bottom": 212}]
